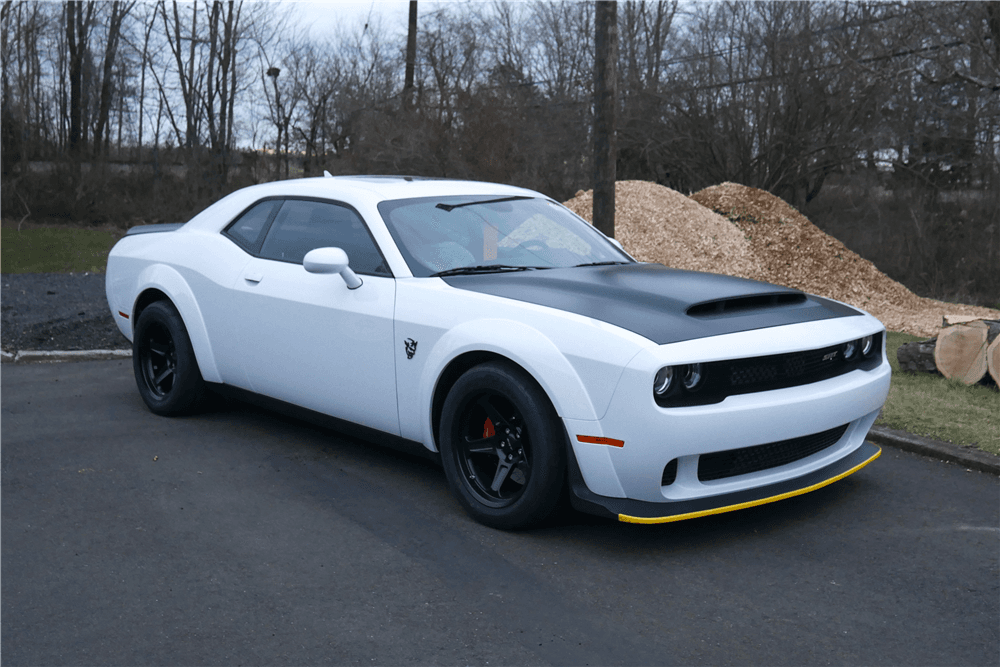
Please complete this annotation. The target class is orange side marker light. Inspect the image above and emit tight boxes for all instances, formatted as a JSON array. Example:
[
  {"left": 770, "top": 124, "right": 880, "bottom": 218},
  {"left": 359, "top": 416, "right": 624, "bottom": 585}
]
[
  {"left": 118, "top": 311, "right": 129, "bottom": 319},
  {"left": 576, "top": 435, "right": 624, "bottom": 448}
]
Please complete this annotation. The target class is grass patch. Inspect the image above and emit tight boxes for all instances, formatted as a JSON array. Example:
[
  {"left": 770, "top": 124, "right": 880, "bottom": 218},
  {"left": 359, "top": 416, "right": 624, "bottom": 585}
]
[
  {"left": 1, "top": 226, "right": 121, "bottom": 274},
  {"left": 877, "top": 331, "right": 1000, "bottom": 455}
]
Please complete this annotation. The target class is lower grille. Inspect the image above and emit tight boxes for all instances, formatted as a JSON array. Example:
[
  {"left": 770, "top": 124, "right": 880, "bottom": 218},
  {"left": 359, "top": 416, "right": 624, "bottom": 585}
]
[
  {"left": 698, "top": 424, "right": 850, "bottom": 482},
  {"left": 661, "top": 459, "right": 678, "bottom": 486}
]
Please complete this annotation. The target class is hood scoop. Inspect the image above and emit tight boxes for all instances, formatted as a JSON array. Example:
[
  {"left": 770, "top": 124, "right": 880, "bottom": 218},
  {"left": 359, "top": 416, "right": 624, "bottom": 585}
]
[{"left": 687, "top": 292, "right": 807, "bottom": 318}]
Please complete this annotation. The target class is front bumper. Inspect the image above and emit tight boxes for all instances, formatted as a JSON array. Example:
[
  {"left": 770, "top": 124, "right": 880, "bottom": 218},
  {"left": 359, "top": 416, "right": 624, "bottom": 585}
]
[
  {"left": 568, "top": 440, "right": 881, "bottom": 523},
  {"left": 565, "top": 313, "right": 892, "bottom": 503}
]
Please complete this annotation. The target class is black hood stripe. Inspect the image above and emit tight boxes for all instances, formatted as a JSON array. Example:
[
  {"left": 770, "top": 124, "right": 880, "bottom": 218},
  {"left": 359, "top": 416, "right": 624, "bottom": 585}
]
[{"left": 441, "top": 263, "right": 859, "bottom": 345}]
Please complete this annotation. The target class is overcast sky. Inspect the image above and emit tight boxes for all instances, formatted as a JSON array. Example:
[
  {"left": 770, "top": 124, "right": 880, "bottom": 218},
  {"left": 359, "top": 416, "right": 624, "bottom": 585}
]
[{"left": 290, "top": 1, "right": 442, "bottom": 40}]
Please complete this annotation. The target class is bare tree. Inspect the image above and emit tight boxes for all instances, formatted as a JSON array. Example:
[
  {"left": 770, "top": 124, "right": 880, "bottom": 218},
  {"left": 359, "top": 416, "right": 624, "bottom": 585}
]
[
  {"left": 203, "top": 0, "right": 244, "bottom": 181},
  {"left": 286, "top": 40, "right": 342, "bottom": 176},
  {"left": 131, "top": 1, "right": 158, "bottom": 156},
  {"left": 617, "top": 1, "right": 677, "bottom": 181},
  {"left": 65, "top": 0, "right": 96, "bottom": 155},
  {"left": 531, "top": 1, "right": 594, "bottom": 102},
  {"left": 159, "top": 0, "right": 202, "bottom": 151},
  {"left": 93, "top": 0, "right": 135, "bottom": 156},
  {"left": 2, "top": 2, "right": 52, "bottom": 173}
]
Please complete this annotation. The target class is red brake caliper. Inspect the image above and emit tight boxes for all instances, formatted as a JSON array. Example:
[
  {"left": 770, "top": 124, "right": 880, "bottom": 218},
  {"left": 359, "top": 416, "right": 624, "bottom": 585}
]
[{"left": 483, "top": 417, "right": 495, "bottom": 438}]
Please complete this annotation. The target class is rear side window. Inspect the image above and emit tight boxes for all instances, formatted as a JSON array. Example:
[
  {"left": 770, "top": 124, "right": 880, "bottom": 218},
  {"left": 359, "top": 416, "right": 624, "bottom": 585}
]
[
  {"left": 224, "top": 199, "right": 281, "bottom": 253},
  {"left": 259, "top": 199, "right": 390, "bottom": 276}
]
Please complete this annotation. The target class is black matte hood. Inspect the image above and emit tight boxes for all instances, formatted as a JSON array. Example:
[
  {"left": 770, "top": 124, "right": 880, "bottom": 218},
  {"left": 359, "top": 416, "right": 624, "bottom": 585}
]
[{"left": 441, "top": 263, "right": 860, "bottom": 345}]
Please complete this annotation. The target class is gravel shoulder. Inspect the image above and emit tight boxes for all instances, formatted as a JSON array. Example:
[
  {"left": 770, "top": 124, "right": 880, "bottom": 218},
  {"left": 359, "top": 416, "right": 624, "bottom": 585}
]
[{"left": 1, "top": 273, "right": 128, "bottom": 352}]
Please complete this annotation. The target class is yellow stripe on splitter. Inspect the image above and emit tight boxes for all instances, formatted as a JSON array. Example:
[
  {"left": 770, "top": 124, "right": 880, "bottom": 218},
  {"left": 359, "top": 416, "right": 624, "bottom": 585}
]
[{"left": 618, "top": 447, "right": 881, "bottom": 524}]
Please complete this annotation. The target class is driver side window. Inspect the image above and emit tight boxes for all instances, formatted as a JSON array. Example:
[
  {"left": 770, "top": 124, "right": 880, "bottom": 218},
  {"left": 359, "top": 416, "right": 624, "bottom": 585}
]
[{"left": 259, "top": 199, "right": 390, "bottom": 276}]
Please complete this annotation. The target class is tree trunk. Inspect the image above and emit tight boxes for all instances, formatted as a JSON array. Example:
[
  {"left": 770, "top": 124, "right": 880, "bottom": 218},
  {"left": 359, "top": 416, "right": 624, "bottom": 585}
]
[
  {"left": 66, "top": 1, "right": 85, "bottom": 155},
  {"left": 136, "top": 7, "right": 153, "bottom": 160},
  {"left": 94, "top": 1, "right": 129, "bottom": 157}
]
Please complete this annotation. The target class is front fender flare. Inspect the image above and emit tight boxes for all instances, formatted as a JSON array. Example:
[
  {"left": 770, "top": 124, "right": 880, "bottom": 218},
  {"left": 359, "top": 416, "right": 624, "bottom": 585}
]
[
  {"left": 415, "top": 318, "right": 600, "bottom": 452},
  {"left": 133, "top": 264, "right": 222, "bottom": 383}
]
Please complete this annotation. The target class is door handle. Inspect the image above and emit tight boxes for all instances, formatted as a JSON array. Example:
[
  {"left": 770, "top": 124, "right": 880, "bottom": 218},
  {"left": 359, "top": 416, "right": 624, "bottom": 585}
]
[{"left": 244, "top": 271, "right": 264, "bottom": 284}]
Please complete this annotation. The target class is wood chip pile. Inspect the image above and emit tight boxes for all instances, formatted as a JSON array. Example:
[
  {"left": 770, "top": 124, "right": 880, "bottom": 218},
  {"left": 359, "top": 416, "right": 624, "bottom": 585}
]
[
  {"left": 563, "top": 181, "right": 763, "bottom": 280},
  {"left": 564, "top": 180, "right": 1000, "bottom": 337}
]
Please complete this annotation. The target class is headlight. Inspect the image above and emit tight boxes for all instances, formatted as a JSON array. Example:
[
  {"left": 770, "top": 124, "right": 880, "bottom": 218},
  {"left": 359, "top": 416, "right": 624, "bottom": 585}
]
[
  {"left": 682, "top": 363, "right": 703, "bottom": 390},
  {"left": 843, "top": 340, "right": 857, "bottom": 359},
  {"left": 653, "top": 366, "right": 674, "bottom": 395},
  {"left": 861, "top": 334, "right": 874, "bottom": 357}
]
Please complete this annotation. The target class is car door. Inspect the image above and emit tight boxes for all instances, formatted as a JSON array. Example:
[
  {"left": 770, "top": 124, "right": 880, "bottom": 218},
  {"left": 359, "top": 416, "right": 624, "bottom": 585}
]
[{"left": 226, "top": 198, "right": 400, "bottom": 436}]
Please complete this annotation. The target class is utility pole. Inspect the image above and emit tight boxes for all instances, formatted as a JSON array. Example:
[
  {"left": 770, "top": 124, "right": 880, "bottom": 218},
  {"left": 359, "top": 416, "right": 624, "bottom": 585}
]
[
  {"left": 593, "top": 1, "right": 618, "bottom": 238},
  {"left": 404, "top": 1, "right": 418, "bottom": 110},
  {"left": 266, "top": 67, "right": 284, "bottom": 178}
]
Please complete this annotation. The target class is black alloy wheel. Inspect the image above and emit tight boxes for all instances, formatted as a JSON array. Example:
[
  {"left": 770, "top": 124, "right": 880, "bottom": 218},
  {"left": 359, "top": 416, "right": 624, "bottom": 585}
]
[
  {"left": 139, "top": 319, "right": 177, "bottom": 399},
  {"left": 440, "top": 361, "right": 565, "bottom": 530},
  {"left": 456, "top": 391, "right": 531, "bottom": 508},
  {"left": 132, "top": 300, "right": 207, "bottom": 416}
]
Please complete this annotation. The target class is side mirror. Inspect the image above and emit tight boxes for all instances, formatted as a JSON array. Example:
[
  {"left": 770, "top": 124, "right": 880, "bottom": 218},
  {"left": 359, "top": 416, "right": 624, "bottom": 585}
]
[
  {"left": 303, "top": 247, "right": 363, "bottom": 289},
  {"left": 609, "top": 238, "right": 625, "bottom": 251}
]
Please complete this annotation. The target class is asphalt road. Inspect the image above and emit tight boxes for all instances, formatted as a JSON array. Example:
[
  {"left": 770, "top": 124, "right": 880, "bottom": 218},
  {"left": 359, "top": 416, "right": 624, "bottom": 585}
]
[{"left": 3, "top": 360, "right": 998, "bottom": 666}]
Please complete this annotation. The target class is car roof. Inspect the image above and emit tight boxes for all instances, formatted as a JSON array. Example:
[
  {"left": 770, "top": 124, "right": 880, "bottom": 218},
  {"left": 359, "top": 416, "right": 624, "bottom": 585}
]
[
  {"left": 239, "top": 176, "right": 540, "bottom": 204},
  {"left": 181, "top": 176, "right": 547, "bottom": 234}
]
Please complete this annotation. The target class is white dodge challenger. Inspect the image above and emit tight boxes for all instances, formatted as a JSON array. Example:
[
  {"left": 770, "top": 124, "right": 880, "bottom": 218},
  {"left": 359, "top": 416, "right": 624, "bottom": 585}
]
[{"left": 106, "top": 176, "right": 890, "bottom": 529}]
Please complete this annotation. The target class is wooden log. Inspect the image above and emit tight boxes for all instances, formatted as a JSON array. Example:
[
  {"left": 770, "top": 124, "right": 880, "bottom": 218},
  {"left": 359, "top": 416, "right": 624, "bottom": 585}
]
[
  {"left": 988, "top": 336, "right": 1000, "bottom": 387},
  {"left": 896, "top": 338, "right": 939, "bottom": 374},
  {"left": 943, "top": 314, "right": 982, "bottom": 326},
  {"left": 934, "top": 319, "right": 1000, "bottom": 385}
]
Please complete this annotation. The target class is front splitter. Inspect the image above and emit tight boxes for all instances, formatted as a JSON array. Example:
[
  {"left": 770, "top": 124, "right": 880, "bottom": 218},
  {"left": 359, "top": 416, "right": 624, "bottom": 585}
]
[{"left": 567, "top": 441, "right": 881, "bottom": 524}]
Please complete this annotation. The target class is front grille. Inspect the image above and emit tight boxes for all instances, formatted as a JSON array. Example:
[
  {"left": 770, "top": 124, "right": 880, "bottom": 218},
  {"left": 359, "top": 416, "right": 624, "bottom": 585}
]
[
  {"left": 727, "top": 346, "right": 846, "bottom": 389},
  {"left": 697, "top": 424, "right": 849, "bottom": 482},
  {"left": 655, "top": 332, "right": 882, "bottom": 408}
]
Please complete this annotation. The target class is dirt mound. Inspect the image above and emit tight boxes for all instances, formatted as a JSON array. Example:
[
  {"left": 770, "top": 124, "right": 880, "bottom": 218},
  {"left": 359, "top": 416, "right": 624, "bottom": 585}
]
[
  {"left": 690, "top": 182, "right": 1000, "bottom": 336},
  {"left": 563, "top": 181, "right": 762, "bottom": 279}
]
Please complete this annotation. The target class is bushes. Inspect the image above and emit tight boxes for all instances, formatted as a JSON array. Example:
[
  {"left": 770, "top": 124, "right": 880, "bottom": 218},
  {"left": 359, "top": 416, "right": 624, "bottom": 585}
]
[
  {"left": 804, "top": 174, "right": 999, "bottom": 309},
  {"left": 0, "top": 154, "right": 262, "bottom": 229}
]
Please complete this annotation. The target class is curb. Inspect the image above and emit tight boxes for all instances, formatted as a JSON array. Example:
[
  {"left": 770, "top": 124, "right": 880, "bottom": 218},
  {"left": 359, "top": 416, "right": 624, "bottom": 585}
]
[
  {"left": 3, "top": 348, "right": 997, "bottom": 475},
  {"left": 2, "top": 349, "right": 131, "bottom": 363},
  {"left": 867, "top": 425, "right": 999, "bottom": 475}
]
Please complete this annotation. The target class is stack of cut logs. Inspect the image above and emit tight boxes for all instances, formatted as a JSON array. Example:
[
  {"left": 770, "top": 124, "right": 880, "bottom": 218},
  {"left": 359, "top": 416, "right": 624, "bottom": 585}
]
[{"left": 898, "top": 316, "right": 1000, "bottom": 386}]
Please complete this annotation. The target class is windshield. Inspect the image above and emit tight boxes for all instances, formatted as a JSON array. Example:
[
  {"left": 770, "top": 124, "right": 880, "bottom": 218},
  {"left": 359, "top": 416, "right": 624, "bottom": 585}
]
[{"left": 377, "top": 195, "right": 632, "bottom": 277}]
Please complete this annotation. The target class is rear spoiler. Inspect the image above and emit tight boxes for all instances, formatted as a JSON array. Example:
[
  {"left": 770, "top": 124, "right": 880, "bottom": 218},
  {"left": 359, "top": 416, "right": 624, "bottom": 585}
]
[{"left": 125, "top": 223, "right": 184, "bottom": 236}]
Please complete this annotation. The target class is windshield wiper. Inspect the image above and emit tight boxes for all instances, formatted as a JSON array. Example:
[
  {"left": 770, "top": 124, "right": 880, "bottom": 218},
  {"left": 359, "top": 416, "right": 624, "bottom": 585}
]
[
  {"left": 431, "top": 264, "right": 546, "bottom": 277},
  {"left": 435, "top": 196, "right": 532, "bottom": 212},
  {"left": 573, "top": 260, "right": 631, "bottom": 267}
]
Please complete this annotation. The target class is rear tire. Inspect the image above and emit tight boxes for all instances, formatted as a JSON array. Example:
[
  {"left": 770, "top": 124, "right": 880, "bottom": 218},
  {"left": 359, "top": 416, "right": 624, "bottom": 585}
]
[
  {"left": 132, "top": 300, "right": 207, "bottom": 416},
  {"left": 440, "top": 361, "right": 565, "bottom": 530}
]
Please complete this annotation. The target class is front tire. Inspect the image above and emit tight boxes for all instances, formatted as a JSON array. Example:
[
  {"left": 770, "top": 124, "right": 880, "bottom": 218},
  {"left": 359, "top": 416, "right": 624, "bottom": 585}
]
[
  {"left": 439, "top": 361, "right": 565, "bottom": 530},
  {"left": 132, "top": 300, "right": 207, "bottom": 416}
]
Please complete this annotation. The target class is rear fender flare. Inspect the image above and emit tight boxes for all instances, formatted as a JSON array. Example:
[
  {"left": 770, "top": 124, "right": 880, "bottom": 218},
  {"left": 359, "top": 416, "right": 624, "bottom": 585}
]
[{"left": 133, "top": 264, "right": 222, "bottom": 383}]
